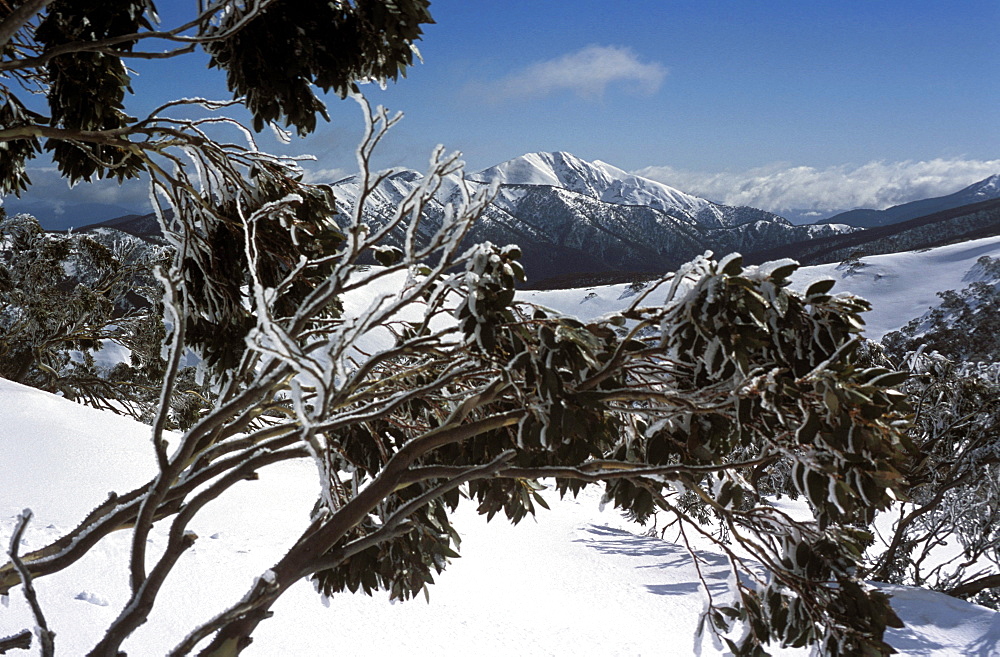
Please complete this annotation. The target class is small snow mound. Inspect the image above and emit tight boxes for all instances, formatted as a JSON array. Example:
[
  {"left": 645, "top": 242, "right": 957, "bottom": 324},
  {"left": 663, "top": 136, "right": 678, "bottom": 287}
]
[
  {"left": 618, "top": 280, "right": 649, "bottom": 300},
  {"left": 74, "top": 591, "right": 109, "bottom": 607}
]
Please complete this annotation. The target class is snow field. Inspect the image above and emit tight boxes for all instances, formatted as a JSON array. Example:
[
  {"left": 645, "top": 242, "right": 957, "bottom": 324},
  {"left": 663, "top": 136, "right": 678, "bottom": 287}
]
[{"left": 2, "top": 235, "right": 1000, "bottom": 655}]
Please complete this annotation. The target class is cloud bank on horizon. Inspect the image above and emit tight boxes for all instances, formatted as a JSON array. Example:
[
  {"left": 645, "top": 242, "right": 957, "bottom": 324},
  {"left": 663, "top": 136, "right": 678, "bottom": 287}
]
[
  {"left": 635, "top": 158, "right": 1000, "bottom": 215},
  {"left": 469, "top": 45, "right": 667, "bottom": 104}
]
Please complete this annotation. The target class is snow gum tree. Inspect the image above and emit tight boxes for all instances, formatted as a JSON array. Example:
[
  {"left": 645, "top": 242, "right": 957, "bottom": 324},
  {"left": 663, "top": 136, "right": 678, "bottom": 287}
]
[
  {"left": 866, "top": 352, "right": 1000, "bottom": 609},
  {"left": 1, "top": 2, "right": 913, "bottom": 656},
  {"left": 0, "top": 208, "right": 168, "bottom": 411}
]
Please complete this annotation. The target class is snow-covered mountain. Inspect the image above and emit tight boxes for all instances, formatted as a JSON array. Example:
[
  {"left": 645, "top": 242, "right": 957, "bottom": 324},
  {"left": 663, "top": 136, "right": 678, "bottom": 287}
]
[
  {"left": 469, "top": 151, "right": 716, "bottom": 219},
  {"left": 821, "top": 174, "right": 1000, "bottom": 229},
  {"left": 332, "top": 152, "right": 853, "bottom": 284}
]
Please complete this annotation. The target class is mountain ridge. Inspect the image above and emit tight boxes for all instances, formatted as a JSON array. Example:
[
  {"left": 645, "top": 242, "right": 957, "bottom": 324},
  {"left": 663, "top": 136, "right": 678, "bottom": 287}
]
[
  {"left": 820, "top": 174, "right": 1000, "bottom": 229},
  {"left": 60, "top": 151, "right": 916, "bottom": 283},
  {"left": 749, "top": 197, "right": 1000, "bottom": 266}
]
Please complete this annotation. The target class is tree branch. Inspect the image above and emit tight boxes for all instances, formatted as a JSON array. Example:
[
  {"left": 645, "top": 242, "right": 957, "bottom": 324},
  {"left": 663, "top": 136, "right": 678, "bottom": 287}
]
[
  {"left": 90, "top": 447, "right": 304, "bottom": 657},
  {"left": 0, "top": 630, "right": 31, "bottom": 654},
  {"left": 172, "top": 450, "right": 518, "bottom": 657},
  {"left": 0, "top": 0, "right": 52, "bottom": 51},
  {"left": 945, "top": 573, "right": 1000, "bottom": 599}
]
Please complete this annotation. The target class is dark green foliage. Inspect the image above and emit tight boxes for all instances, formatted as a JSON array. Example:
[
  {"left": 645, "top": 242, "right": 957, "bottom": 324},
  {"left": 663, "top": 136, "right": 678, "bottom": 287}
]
[
  {"left": 35, "top": 0, "right": 149, "bottom": 183},
  {"left": 203, "top": 0, "right": 433, "bottom": 135},
  {"left": 8, "top": 1, "right": 430, "bottom": 186},
  {"left": 0, "top": 91, "right": 43, "bottom": 196},
  {"left": 314, "top": 495, "right": 461, "bottom": 602},
  {"left": 171, "top": 166, "right": 346, "bottom": 376},
  {"left": 302, "top": 247, "right": 911, "bottom": 655}
]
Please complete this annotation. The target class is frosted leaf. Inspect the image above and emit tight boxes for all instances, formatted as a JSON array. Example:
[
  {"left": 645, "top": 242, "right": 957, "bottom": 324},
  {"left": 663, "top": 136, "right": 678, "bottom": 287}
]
[
  {"left": 756, "top": 258, "right": 798, "bottom": 279},
  {"left": 717, "top": 252, "right": 743, "bottom": 272}
]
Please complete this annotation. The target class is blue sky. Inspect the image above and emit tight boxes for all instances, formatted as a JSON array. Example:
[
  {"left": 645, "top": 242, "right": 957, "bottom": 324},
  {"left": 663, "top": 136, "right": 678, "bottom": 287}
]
[{"left": 6, "top": 0, "right": 1000, "bottom": 226}]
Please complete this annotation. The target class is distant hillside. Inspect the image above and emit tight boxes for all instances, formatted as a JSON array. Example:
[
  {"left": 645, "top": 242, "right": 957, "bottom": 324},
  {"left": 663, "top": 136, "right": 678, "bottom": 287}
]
[
  {"left": 69, "top": 160, "right": 1000, "bottom": 282},
  {"left": 820, "top": 175, "right": 1000, "bottom": 229},
  {"left": 748, "top": 197, "right": 1000, "bottom": 266}
]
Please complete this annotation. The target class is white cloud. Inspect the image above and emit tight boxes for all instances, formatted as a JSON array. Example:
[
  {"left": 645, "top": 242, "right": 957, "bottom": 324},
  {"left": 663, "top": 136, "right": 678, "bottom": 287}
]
[
  {"left": 634, "top": 159, "right": 1000, "bottom": 213},
  {"left": 473, "top": 45, "right": 667, "bottom": 103}
]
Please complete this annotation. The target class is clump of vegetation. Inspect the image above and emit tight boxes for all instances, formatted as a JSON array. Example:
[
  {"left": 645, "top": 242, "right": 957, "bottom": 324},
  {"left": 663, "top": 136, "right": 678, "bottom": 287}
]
[{"left": 871, "top": 258, "right": 1000, "bottom": 609}]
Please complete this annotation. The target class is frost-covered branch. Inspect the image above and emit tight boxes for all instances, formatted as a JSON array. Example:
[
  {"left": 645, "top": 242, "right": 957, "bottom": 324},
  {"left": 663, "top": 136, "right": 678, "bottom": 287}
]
[{"left": 6, "top": 511, "right": 53, "bottom": 657}]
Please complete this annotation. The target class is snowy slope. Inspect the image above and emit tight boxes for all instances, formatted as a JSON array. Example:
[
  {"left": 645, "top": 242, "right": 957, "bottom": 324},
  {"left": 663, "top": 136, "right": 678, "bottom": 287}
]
[
  {"left": 3, "top": 237, "right": 1000, "bottom": 655},
  {"left": 790, "top": 234, "right": 1000, "bottom": 340},
  {"left": 1, "top": 377, "right": 997, "bottom": 656}
]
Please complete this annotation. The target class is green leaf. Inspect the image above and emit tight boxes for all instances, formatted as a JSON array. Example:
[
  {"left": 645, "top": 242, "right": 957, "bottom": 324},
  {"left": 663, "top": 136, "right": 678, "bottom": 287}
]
[
  {"left": 806, "top": 278, "right": 836, "bottom": 296},
  {"left": 720, "top": 253, "right": 743, "bottom": 275},
  {"left": 502, "top": 245, "right": 522, "bottom": 260},
  {"left": 768, "top": 261, "right": 799, "bottom": 281},
  {"left": 867, "top": 370, "right": 909, "bottom": 388},
  {"left": 797, "top": 412, "right": 820, "bottom": 444}
]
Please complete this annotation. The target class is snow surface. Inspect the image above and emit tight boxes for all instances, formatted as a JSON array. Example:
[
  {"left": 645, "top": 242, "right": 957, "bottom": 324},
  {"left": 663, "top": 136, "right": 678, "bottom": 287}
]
[
  {"left": 790, "top": 234, "right": 1000, "bottom": 340},
  {"left": 1, "top": 378, "right": 997, "bottom": 655},
  {"left": 2, "top": 236, "right": 1000, "bottom": 655}
]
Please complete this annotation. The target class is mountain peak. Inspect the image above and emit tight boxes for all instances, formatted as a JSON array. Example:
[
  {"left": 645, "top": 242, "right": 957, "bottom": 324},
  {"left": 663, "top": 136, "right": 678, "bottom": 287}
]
[
  {"left": 967, "top": 174, "right": 1000, "bottom": 197},
  {"left": 469, "top": 151, "right": 613, "bottom": 188},
  {"left": 470, "top": 151, "right": 714, "bottom": 216}
]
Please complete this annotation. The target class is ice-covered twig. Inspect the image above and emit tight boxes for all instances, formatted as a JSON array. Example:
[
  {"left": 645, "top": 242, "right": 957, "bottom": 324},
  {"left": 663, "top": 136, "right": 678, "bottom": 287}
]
[{"left": 7, "top": 510, "right": 54, "bottom": 657}]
